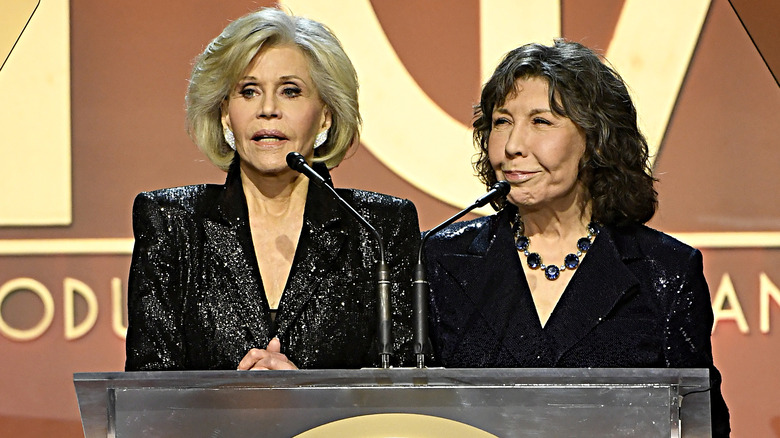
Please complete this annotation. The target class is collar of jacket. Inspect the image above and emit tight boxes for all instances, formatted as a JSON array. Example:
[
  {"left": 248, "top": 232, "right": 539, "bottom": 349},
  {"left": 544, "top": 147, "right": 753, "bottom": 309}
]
[
  {"left": 441, "top": 207, "right": 644, "bottom": 363},
  {"left": 199, "top": 156, "right": 351, "bottom": 342},
  {"left": 467, "top": 206, "right": 646, "bottom": 262},
  {"left": 208, "top": 156, "right": 342, "bottom": 232}
]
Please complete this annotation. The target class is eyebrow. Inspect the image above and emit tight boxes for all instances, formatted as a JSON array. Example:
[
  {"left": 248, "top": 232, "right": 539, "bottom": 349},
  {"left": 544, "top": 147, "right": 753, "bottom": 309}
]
[
  {"left": 239, "top": 74, "right": 305, "bottom": 82},
  {"left": 493, "top": 107, "right": 552, "bottom": 116},
  {"left": 529, "top": 108, "right": 552, "bottom": 116},
  {"left": 235, "top": 78, "right": 298, "bottom": 90},
  {"left": 279, "top": 75, "right": 304, "bottom": 82}
]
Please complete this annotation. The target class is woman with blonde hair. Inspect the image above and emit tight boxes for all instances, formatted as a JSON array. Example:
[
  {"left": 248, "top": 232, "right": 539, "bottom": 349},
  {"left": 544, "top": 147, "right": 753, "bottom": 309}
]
[{"left": 126, "top": 8, "right": 419, "bottom": 371}]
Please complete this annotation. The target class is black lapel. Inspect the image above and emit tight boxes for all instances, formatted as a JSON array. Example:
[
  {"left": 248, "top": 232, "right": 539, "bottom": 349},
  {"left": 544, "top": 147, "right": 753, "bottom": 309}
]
[
  {"left": 437, "top": 209, "right": 552, "bottom": 365},
  {"left": 543, "top": 225, "right": 640, "bottom": 363},
  {"left": 274, "top": 175, "right": 348, "bottom": 338},
  {"left": 204, "top": 160, "right": 348, "bottom": 343},
  {"left": 201, "top": 161, "right": 269, "bottom": 347}
]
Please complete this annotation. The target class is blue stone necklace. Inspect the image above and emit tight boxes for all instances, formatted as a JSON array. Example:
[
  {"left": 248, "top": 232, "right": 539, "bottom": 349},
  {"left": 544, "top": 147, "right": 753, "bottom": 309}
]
[{"left": 512, "top": 215, "right": 598, "bottom": 281}]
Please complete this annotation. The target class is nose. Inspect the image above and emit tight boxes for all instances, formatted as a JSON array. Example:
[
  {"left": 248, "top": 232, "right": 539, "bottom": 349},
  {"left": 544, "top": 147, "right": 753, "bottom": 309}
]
[
  {"left": 503, "top": 125, "right": 526, "bottom": 157},
  {"left": 257, "top": 94, "right": 279, "bottom": 119}
]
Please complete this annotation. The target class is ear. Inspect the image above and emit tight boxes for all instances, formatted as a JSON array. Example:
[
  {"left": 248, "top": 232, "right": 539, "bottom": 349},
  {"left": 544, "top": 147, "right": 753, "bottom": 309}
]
[
  {"left": 320, "top": 106, "right": 332, "bottom": 132},
  {"left": 220, "top": 100, "right": 232, "bottom": 132}
]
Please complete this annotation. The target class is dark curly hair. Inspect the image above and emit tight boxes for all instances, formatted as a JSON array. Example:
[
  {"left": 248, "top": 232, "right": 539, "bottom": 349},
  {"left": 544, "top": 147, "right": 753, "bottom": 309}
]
[{"left": 473, "top": 39, "right": 657, "bottom": 226}]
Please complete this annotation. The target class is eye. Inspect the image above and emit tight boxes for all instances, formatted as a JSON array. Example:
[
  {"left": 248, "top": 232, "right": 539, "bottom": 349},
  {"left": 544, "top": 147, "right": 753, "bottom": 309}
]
[
  {"left": 238, "top": 87, "right": 258, "bottom": 99},
  {"left": 492, "top": 117, "right": 511, "bottom": 127},
  {"left": 281, "top": 85, "right": 302, "bottom": 98},
  {"left": 532, "top": 117, "right": 552, "bottom": 126}
]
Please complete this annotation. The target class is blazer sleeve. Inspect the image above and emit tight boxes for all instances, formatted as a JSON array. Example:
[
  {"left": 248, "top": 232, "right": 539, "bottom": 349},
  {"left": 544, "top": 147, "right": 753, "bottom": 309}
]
[
  {"left": 124, "top": 192, "right": 188, "bottom": 371},
  {"left": 664, "top": 249, "right": 730, "bottom": 437},
  {"left": 387, "top": 199, "right": 421, "bottom": 367}
]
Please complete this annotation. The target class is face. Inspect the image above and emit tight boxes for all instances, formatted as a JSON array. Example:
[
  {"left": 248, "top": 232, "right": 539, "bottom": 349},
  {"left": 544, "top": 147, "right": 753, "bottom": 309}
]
[
  {"left": 488, "top": 76, "right": 586, "bottom": 211},
  {"left": 222, "top": 45, "right": 331, "bottom": 177}
]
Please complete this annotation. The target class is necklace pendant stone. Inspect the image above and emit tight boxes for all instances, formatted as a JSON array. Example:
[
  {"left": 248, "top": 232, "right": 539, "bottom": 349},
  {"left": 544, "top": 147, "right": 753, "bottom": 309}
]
[
  {"left": 527, "top": 252, "right": 542, "bottom": 269},
  {"left": 515, "top": 235, "right": 530, "bottom": 251},
  {"left": 512, "top": 215, "right": 599, "bottom": 282},
  {"left": 564, "top": 253, "right": 580, "bottom": 269},
  {"left": 544, "top": 265, "right": 560, "bottom": 280}
]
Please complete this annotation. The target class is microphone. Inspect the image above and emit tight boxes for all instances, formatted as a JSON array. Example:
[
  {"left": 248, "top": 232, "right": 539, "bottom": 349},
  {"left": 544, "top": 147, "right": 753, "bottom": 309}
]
[
  {"left": 286, "top": 152, "right": 394, "bottom": 368},
  {"left": 286, "top": 152, "right": 327, "bottom": 187},
  {"left": 413, "top": 180, "right": 510, "bottom": 368}
]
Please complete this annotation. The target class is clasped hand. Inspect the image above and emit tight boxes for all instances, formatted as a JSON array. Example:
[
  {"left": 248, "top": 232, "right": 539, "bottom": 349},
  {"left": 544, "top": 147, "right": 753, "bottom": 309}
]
[{"left": 237, "top": 338, "right": 298, "bottom": 370}]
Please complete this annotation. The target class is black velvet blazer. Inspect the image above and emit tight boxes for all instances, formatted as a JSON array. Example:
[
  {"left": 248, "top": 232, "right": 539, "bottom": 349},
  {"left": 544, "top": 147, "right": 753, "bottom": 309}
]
[
  {"left": 424, "top": 207, "right": 729, "bottom": 437},
  {"left": 125, "top": 164, "right": 420, "bottom": 371}
]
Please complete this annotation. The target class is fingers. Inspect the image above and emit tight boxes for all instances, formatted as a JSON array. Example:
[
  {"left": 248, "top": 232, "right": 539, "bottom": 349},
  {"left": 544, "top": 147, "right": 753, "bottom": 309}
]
[
  {"left": 237, "top": 343, "right": 298, "bottom": 371},
  {"left": 237, "top": 348, "right": 264, "bottom": 370},
  {"left": 266, "top": 337, "right": 281, "bottom": 354},
  {"left": 250, "top": 354, "right": 297, "bottom": 370}
]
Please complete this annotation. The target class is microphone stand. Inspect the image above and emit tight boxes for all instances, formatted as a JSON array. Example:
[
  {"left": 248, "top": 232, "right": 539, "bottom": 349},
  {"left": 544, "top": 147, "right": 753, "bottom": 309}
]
[
  {"left": 413, "top": 181, "right": 510, "bottom": 368},
  {"left": 286, "top": 152, "right": 393, "bottom": 368}
]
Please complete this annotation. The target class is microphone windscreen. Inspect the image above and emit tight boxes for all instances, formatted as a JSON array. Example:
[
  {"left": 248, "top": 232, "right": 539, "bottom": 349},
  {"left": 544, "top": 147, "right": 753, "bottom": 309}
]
[
  {"left": 473, "top": 180, "right": 511, "bottom": 208},
  {"left": 286, "top": 152, "right": 307, "bottom": 172},
  {"left": 494, "top": 180, "right": 510, "bottom": 196}
]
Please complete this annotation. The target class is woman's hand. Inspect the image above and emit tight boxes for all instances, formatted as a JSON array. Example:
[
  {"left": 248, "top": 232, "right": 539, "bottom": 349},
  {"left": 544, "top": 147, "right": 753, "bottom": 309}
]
[{"left": 237, "top": 338, "right": 298, "bottom": 370}]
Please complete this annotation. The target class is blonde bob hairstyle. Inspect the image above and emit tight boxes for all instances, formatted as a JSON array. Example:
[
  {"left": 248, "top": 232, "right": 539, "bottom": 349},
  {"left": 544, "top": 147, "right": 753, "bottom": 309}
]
[{"left": 186, "top": 8, "right": 361, "bottom": 171}]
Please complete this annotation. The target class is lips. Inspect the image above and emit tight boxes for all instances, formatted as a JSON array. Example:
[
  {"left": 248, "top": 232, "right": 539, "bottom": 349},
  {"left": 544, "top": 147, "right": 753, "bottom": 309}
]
[
  {"left": 251, "top": 129, "right": 288, "bottom": 143},
  {"left": 502, "top": 169, "right": 539, "bottom": 182}
]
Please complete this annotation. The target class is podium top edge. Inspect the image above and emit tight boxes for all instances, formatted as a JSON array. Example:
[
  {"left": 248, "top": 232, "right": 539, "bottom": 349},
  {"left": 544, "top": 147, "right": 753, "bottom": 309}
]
[{"left": 73, "top": 367, "right": 710, "bottom": 388}]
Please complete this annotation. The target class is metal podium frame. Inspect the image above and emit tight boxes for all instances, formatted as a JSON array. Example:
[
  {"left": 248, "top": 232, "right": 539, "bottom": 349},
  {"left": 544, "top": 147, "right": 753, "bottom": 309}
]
[{"left": 73, "top": 368, "right": 712, "bottom": 437}]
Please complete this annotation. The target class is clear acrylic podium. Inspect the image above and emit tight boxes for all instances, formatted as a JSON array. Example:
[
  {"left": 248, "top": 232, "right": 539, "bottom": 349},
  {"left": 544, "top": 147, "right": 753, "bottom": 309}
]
[{"left": 73, "top": 368, "right": 712, "bottom": 437}]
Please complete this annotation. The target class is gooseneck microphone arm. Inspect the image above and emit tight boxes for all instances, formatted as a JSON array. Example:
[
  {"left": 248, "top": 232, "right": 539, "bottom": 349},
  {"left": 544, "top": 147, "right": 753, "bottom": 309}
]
[
  {"left": 286, "top": 152, "right": 393, "bottom": 368},
  {"left": 413, "top": 180, "right": 510, "bottom": 368}
]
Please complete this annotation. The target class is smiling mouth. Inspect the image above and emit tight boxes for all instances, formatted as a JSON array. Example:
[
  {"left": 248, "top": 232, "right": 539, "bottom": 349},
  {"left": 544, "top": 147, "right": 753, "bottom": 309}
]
[{"left": 502, "top": 170, "right": 539, "bottom": 182}]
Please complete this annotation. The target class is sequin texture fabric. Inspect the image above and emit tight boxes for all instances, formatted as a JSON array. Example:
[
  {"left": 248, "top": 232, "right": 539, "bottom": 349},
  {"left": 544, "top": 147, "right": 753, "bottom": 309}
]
[
  {"left": 423, "top": 207, "right": 729, "bottom": 437},
  {"left": 125, "top": 164, "right": 420, "bottom": 371}
]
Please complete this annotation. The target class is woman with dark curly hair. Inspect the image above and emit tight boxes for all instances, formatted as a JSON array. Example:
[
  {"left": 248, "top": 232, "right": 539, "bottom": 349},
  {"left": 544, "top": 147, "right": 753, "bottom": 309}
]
[{"left": 424, "top": 40, "right": 729, "bottom": 436}]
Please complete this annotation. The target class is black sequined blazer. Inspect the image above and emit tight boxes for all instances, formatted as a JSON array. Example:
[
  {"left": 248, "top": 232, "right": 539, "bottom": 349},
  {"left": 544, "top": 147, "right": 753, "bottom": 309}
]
[
  {"left": 125, "top": 163, "right": 420, "bottom": 371},
  {"left": 423, "top": 207, "right": 729, "bottom": 437}
]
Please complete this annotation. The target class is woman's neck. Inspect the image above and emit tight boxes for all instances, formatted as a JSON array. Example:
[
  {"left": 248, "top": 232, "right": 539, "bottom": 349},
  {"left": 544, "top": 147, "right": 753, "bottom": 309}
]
[
  {"left": 239, "top": 164, "right": 309, "bottom": 218},
  {"left": 517, "top": 186, "right": 592, "bottom": 239}
]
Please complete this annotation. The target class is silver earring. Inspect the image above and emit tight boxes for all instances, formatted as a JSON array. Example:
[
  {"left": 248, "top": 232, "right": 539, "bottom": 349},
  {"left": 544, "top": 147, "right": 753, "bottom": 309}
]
[
  {"left": 223, "top": 128, "right": 236, "bottom": 150},
  {"left": 314, "top": 129, "right": 328, "bottom": 149}
]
